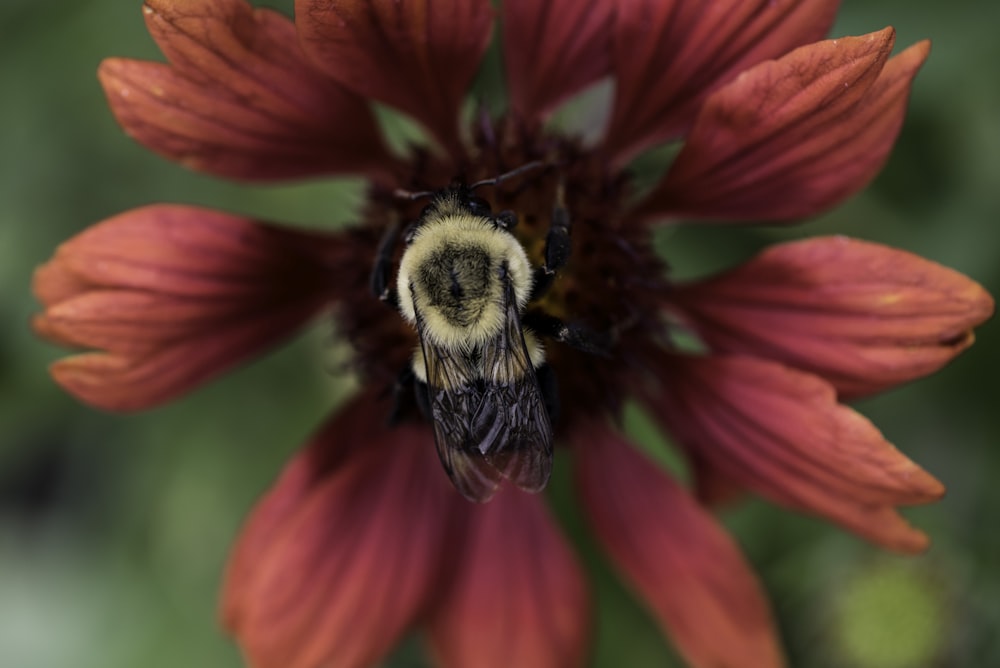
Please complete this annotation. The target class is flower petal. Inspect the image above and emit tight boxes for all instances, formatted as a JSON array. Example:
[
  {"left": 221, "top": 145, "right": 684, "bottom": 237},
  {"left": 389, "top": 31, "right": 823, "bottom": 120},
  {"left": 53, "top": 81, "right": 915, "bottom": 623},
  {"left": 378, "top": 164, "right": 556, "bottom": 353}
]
[
  {"left": 637, "top": 29, "right": 931, "bottom": 222},
  {"left": 99, "top": 0, "right": 394, "bottom": 182},
  {"left": 645, "top": 354, "right": 944, "bottom": 553},
  {"left": 296, "top": 0, "right": 494, "bottom": 157},
  {"left": 33, "top": 205, "right": 343, "bottom": 411},
  {"left": 223, "top": 393, "right": 463, "bottom": 668},
  {"left": 574, "top": 419, "right": 784, "bottom": 668},
  {"left": 502, "top": 0, "right": 613, "bottom": 122},
  {"left": 690, "top": 454, "right": 747, "bottom": 507},
  {"left": 668, "top": 236, "right": 994, "bottom": 398},
  {"left": 602, "top": 0, "right": 840, "bottom": 165},
  {"left": 427, "top": 488, "right": 590, "bottom": 668}
]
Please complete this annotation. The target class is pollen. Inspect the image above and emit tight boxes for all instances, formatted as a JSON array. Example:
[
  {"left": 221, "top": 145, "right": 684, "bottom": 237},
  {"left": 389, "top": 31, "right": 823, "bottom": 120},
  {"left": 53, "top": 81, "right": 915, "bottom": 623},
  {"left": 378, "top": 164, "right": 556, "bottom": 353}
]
[{"left": 879, "top": 293, "right": 903, "bottom": 305}]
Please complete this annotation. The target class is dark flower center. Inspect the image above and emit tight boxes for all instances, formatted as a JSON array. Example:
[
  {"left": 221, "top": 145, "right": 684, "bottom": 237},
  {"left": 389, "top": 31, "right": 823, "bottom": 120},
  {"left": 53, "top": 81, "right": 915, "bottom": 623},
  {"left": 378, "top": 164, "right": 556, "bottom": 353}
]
[{"left": 337, "top": 116, "right": 669, "bottom": 428}]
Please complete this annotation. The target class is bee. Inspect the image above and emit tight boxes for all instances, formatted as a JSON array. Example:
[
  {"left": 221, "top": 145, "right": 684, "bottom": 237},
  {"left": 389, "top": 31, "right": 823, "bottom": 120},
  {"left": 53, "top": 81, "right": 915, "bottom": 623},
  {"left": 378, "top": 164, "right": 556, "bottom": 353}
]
[{"left": 371, "top": 164, "right": 591, "bottom": 502}]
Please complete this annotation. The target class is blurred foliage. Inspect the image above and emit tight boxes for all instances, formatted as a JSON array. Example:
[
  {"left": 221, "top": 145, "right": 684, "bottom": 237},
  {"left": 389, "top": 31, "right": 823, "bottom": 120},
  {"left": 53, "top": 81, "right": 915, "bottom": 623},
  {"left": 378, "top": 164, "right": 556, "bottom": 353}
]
[{"left": 2, "top": 1, "right": 998, "bottom": 666}]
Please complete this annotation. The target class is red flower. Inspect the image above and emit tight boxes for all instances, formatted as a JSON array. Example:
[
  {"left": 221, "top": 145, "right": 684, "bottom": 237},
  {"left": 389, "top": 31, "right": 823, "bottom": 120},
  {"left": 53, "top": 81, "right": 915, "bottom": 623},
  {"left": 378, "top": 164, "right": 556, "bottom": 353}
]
[{"left": 34, "top": 1, "right": 993, "bottom": 666}]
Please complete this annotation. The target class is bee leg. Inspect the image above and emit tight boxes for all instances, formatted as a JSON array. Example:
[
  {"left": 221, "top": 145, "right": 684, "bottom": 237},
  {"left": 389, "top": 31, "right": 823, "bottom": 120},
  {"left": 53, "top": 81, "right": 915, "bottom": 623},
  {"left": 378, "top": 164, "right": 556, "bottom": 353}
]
[
  {"left": 370, "top": 219, "right": 401, "bottom": 308},
  {"left": 535, "top": 363, "right": 560, "bottom": 425},
  {"left": 544, "top": 184, "right": 572, "bottom": 273},
  {"left": 387, "top": 364, "right": 416, "bottom": 425},
  {"left": 530, "top": 183, "right": 572, "bottom": 301},
  {"left": 413, "top": 377, "right": 432, "bottom": 421},
  {"left": 524, "top": 310, "right": 612, "bottom": 357},
  {"left": 495, "top": 210, "right": 518, "bottom": 231}
]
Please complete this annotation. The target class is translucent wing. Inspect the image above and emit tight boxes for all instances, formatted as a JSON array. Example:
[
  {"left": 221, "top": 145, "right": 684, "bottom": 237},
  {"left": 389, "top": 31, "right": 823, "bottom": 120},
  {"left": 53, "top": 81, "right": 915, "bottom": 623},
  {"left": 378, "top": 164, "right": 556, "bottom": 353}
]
[
  {"left": 478, "top": 278, "right": 554, "bottom": 493},
  {"left": 419, "top": 335, "right": 505, "bottom": 501},
  {"left": 414, "top": 269, "right": 553, "bottom": 502}
]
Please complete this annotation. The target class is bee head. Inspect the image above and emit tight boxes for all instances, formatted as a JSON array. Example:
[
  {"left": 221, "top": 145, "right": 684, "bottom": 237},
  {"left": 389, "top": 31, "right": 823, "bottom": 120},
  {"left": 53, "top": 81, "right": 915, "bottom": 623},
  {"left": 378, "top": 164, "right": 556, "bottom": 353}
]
[
  {"left": 393, "top": 161, "right": 548, "bottom": 225},
  {"left": 463, "top": 193, "right": 493, "bottom": 218}
]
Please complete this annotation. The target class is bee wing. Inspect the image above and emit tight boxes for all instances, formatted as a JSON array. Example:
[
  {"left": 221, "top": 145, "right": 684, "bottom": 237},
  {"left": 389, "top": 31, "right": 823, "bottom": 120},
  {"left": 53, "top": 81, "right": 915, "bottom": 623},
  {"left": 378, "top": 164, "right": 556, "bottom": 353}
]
[
  {"left": 479, "top": 278, "right": 553, "bottom": 493},
  {"left": 416, "top": 271, "right": 553, "bottom": 503},
  {"left": 417, "top": 330, "right": 505, "bottom": 502}
]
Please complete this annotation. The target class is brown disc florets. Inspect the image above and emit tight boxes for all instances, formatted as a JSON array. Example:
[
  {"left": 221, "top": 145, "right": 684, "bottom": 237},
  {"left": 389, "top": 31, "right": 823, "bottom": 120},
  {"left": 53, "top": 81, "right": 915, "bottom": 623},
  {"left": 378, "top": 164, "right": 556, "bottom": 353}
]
[{"left": 337, "top": 116, "right": 670, "bottom": 428}]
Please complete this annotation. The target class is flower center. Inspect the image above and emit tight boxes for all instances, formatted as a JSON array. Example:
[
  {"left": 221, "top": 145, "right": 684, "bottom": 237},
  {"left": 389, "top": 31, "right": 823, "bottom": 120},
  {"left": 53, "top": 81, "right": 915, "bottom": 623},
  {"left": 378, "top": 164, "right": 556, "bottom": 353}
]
[{"left": 337, "top": 117, "right": 669, "bottom": 427}]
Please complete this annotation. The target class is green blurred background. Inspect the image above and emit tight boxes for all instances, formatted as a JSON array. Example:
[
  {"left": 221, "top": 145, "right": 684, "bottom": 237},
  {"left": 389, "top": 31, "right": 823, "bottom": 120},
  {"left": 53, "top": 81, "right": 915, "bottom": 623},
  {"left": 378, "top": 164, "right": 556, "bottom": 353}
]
[{"left": 1, "top": 1, "right": 998, "bottom": 666}]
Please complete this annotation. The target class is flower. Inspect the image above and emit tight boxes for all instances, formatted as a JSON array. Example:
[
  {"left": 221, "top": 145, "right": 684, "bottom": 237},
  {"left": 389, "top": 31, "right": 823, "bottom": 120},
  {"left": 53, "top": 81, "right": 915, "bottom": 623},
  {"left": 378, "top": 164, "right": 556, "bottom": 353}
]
[{"left": 33, "top": 0, "right": 994, "bottom": 666}]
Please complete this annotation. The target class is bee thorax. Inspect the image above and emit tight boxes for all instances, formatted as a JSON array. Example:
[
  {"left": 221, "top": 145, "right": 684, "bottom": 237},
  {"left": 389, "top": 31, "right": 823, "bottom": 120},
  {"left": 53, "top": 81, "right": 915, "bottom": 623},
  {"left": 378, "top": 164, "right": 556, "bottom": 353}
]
[{"left": 416, "top": 244, "right": 495, "bottom": 328}]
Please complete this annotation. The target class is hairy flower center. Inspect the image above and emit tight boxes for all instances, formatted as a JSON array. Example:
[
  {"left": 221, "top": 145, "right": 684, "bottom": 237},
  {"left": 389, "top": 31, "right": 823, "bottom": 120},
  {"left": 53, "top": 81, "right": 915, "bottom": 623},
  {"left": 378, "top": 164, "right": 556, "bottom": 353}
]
[{"left": 337, "top": 117, "right": 669, "bottom": 427}]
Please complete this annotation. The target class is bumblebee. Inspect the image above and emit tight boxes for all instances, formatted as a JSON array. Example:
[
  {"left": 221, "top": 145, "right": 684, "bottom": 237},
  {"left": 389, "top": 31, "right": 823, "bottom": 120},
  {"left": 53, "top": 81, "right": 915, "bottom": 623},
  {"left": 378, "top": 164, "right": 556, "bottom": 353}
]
[{"left": 371, "top": 169, "right": 593, "bottom": 502}]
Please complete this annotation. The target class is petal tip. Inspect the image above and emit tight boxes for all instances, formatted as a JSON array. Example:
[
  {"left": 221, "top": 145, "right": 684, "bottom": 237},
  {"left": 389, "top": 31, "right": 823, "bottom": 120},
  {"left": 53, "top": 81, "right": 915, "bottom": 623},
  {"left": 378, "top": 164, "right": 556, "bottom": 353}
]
[
  {"left": 908, "top": 469, "right": 946, "bottom": 504},
  {"left": 894, "top": 525, "right": 932, "bottom": 555}
]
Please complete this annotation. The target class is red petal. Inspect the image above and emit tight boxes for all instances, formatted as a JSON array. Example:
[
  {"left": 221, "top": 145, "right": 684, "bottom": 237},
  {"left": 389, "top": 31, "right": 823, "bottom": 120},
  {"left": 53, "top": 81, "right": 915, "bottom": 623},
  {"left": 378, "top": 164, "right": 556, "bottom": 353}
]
[
  {"left": 100, "top": 0, "right": 395, "bottom": 182},
  {"left": 574, "top": 420, "right": 784, "bottom": 668},
  {"left": 38, "top": 205, "right": 339, "bottom": 298},
  {"left": 427, "top": 488, "right": 590, "bottom": 668},
  {"left": 40, "top": 290, "right": 266, "bottom": 356},
  {"left": 691, "top": 455, "right": 747, "bottom": 507},
  {"left": 646, "top": 354, "right": 944, "bottom": 553},
  {"left": 296, "top": 0, "right": 494, "bottom": 158},
  {"left": 42, "top": 301, "right": 319, "bottom": 412},
  {"left": 668, "top": 236, "right": 994, "bottom": 398},
  {"left": 502, "top": 0, "right": 612, "bottom": 122},
  {"left": 221, "top": 393, "right": 379, "bottom": 625},
  {"left": 638, "top": 29, "right": 932, "bottom": 222},
  {"left": 603, "top": 0, "right": 840, "bottom": 165},
  {"left": 32, "top": 260, "right": 91, "bottom": 309},
  {"left": 33, "top": 205, "right": 343, "bottom": 411},
  {"left": 223, "top": 393, "right": 462, "bottom": 668}
]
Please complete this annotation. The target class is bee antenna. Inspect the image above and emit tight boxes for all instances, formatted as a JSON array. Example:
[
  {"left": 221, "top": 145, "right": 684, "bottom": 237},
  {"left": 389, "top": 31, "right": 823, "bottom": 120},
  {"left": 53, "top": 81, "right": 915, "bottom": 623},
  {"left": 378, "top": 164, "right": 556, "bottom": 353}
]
[
  {"left": 469, "top": 160, "right": 548, "bottom": 191},
  {"left": 392, "top": 188, "right": 434, "bottom": 202}
]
